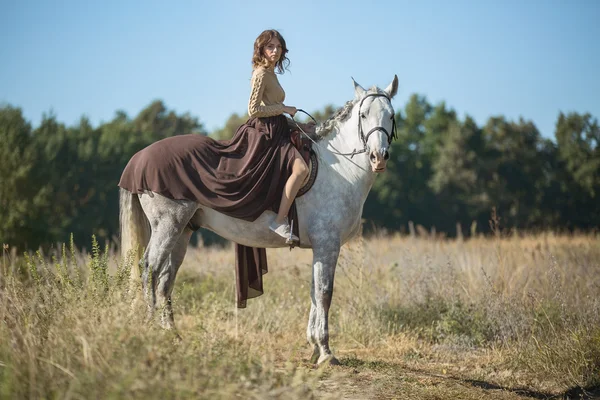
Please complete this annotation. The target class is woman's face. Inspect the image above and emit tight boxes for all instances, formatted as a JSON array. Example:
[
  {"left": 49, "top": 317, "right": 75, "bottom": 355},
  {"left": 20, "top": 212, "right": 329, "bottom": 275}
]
[{"left": 263, "top": 37, "right": 282, "bottom": 66}]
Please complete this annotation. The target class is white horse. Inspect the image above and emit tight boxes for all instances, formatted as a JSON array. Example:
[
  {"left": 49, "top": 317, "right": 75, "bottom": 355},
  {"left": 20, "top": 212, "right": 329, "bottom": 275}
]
[{"left": 120, "top": 75, "right": 398, "bottom": 365}]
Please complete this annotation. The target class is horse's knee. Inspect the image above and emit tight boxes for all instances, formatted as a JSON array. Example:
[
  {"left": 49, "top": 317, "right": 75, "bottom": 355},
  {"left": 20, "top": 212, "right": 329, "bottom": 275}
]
[{"left": 315, "top": 284, "right": 334, "bottom": 303}]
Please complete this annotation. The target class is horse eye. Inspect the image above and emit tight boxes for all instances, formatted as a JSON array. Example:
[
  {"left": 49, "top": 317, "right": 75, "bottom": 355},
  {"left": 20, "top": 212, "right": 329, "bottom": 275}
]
[{"left": 361, "top": 113, "right": 366, "bottom": 119}]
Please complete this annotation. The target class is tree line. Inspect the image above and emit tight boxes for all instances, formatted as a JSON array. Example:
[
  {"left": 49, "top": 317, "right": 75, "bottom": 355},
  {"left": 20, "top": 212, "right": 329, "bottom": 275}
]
[
  {"left": 365, "top": 95, "right": 599, "bottom": 236},
  {"left": 0, "top": 96, "right": 598, "bottom": 251}
]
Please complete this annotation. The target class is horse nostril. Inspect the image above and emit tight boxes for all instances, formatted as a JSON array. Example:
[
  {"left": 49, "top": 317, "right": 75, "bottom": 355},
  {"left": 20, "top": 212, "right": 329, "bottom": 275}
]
[
  {"left": 383, "top": 150, "right": 390, "bottom": 160},
  {"left": 370, "top": 153, "right": 377, "bottom": 162}
]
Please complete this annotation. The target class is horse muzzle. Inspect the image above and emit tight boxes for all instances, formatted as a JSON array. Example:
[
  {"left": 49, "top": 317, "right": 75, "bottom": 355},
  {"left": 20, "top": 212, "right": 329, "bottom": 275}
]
[{"left": 369, "top": 150, "right": 388, "bottom": 173}]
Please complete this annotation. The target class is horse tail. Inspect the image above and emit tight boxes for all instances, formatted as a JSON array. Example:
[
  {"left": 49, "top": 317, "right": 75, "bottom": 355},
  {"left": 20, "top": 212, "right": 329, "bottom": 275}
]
[{"left": 119, "top": 188, "right": 151, "bottom": 284}]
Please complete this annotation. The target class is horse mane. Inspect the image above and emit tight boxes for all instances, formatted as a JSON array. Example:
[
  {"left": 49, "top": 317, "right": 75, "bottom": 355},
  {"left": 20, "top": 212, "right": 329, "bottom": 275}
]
[
  {"left": 314, "top": 100, "right": 355, "bottom": 139},
  {"left": 314, "top": 86, "right": 387, "bottom": 140}
]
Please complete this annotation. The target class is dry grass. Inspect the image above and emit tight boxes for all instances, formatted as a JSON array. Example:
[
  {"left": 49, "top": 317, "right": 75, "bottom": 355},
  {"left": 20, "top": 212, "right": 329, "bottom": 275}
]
[{"left": 1, "top": 233, "right": 599, "bottom": 399}]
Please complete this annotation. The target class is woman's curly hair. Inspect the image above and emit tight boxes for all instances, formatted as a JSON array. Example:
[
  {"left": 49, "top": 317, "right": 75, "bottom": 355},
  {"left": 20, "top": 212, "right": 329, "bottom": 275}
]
[{"left": 252, "top": 29, "right": 290, "bottom": 74}]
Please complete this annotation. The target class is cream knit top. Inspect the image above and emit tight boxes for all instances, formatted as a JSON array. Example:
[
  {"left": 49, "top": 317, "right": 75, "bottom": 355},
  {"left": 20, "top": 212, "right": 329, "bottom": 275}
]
[{"left": 247, "top": 67, "right": 285, "bottom": 118}]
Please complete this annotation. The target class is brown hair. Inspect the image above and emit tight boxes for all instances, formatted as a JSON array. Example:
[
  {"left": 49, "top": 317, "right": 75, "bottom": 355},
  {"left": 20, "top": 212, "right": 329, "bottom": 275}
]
[{"left": 252, "top": 29, "right": 290, "bottom": 74}]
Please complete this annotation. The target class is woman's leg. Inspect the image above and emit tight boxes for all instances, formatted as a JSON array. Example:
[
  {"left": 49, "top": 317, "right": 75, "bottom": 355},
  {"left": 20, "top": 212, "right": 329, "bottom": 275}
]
[{"left": 275, "top": 155, "right": 309, "bottom": 224}]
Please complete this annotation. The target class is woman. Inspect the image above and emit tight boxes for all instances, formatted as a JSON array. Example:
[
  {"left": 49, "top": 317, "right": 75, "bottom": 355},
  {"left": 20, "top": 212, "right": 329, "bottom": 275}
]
[{"left": 247, "top": 29, "right": 309, "bottom": 243}]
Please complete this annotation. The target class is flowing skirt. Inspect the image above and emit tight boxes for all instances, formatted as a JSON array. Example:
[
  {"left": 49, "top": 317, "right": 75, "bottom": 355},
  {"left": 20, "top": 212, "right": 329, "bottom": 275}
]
[{"left": 119, "top": 115, "right": 298, "bottom": 220}]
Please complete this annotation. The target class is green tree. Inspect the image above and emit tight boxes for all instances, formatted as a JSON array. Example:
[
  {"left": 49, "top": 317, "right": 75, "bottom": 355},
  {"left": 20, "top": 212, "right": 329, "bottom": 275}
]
[
  {"left": 555, "top": 112, "right": 600, "bottom": 198},
  {"left": 308, "top": 104, "right": 337, "bottom": 123},
  {"left": 551, "top": 112, "right": 600, "bottom": 229},
  {"left": 0, "top": 101, "right": 208, "bottom": 251},
  {"left": 134, "top": 100, "right": 205, "bottom": 140},
  {"left": 211, "top": 112, "right": 248, "bottom": 140},
  {"left": 31, "top": 114, "right": 75, "bottom": 244},
  {"left": 478, "top": 117, "right": 549, "bottom": 229},
  {"left": 422, "top": 101, "right": 457, "bottom": 161},
  {"left": 0, "top": 106, "right": 39, "bottom": 249},
  {"left": 429, "top": 116, "right": 487, "bottom": 232},
  {"left": 2, "top": 95, "right": 599, "bottom": 251}
]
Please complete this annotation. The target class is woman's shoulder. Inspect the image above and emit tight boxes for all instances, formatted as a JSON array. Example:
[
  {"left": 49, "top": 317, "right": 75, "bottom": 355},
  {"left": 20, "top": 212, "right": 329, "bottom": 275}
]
[{"left": 252, "top": 66, "right": 275, "bottom": 78}]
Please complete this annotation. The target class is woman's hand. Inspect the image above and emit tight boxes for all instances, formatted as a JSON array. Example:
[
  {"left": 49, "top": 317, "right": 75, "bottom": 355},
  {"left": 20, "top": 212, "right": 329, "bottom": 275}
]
[{"left": 284, "top": 106, "right": 297, "bottom": 117}]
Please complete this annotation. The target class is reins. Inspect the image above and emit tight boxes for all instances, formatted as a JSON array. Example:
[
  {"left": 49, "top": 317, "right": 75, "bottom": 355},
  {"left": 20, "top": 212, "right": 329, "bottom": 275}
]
[
  {"left": 292, "top": 110, "right": 368, "bottom": 170},
  {"left": 293, "top": 110, "right": 361, "bottom": 158},
  {"left": 292, "top": 94, "right": 397, "bottom": 162}
]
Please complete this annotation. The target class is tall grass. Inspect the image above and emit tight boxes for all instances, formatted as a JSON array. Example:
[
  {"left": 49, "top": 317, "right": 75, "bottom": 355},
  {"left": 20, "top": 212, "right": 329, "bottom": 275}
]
[{"left": 1, "top": 232, "right": 599, "bottom": 398}]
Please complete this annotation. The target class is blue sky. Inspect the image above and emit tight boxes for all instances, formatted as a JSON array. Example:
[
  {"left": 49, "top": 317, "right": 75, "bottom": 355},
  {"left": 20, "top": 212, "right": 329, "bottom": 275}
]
[{"left": 1, "top": 0, "right": 599, "bottom": 139}]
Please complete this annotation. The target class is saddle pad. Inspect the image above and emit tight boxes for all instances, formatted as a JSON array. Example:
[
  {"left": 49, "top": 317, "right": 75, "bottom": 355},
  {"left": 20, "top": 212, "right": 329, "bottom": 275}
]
[{"left": 297, "top": 151, "right": 318, "bottom": 198}]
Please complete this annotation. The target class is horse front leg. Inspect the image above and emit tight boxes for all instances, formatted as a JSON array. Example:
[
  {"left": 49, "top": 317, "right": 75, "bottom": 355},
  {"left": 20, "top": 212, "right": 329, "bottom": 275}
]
[
  {"left": 308, "top": 241, "right": 341, "bottom": 365},
  {"left": 307, "top": 294, "right": 319, "bottom": 364}
]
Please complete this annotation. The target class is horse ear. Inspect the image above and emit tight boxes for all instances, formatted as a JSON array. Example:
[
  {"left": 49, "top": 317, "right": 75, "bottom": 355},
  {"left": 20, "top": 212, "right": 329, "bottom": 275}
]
[
  {"left": 384, "top": 75, "right": 399, "bottom": 98},
  {"left": 352, "top": 77, "right": 366, "bottom": 99}
]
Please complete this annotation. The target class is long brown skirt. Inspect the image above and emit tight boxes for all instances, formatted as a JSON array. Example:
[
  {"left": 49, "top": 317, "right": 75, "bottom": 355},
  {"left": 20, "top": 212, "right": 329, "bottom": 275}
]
[{"left": 118, "top": 114, "right": 300, "bottom": 307}]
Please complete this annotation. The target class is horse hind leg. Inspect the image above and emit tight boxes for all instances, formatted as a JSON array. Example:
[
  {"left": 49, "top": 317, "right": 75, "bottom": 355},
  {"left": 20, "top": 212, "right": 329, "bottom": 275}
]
[
  {"left": 138, "top": 194, "right": 197, "bottom": 329},
  {"left": 156, "top": 228, "right": 193, "bottom": 330},
  {"left": 143, "top": 225, "right": 191, "bottom": 329},
  {"left": 142, "top": 227, "right": 183, "bottom": 325}
]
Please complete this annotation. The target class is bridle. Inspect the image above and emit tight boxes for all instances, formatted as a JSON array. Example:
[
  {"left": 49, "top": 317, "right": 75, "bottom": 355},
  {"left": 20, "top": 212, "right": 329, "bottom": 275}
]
[
  {"left": 295, "top": 93, "right": 397, "bottom": 159},
  {"left": 356, "top": 93, "right": 397, "bottom": 157}
]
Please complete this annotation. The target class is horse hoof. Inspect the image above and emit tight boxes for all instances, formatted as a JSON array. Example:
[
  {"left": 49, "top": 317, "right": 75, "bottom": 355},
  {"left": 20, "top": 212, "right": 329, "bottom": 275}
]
[{"left": 317, "top": 354, "right": 340, "bottom": 366}]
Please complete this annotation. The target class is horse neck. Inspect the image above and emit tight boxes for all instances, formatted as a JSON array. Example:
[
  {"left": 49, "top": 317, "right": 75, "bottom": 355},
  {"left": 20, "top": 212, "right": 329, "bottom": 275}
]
[{"left": 315, "top": 115, "right": 376, "bottom": 201}]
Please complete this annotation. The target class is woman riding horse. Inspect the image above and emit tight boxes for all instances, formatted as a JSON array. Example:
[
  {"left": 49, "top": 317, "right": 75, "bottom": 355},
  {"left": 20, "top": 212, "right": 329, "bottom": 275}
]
[{"left": 118, "top": 28, "right": 399, "bottom": 365}]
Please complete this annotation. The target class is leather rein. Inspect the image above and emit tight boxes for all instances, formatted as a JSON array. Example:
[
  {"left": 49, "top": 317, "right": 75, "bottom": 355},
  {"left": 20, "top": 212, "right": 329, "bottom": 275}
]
[{"left": 293, "top": 93, "right": 397, "bottom": 159}]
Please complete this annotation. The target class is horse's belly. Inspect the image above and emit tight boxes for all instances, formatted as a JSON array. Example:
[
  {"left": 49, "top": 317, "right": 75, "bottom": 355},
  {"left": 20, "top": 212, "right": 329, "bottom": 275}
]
[{"left": 193, "top": 207, "right": 312, "bottom": 248}]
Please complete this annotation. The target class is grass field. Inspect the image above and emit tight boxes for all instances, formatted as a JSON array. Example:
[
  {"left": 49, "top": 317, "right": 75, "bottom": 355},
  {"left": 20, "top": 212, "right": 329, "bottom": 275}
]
[{"left": 1, "top": 233, "right": 599, "bottom": 399}]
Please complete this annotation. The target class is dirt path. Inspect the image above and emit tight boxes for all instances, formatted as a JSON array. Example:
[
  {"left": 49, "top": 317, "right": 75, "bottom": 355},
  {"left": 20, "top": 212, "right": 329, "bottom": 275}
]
[{"left": 313, "top": 357, "right": 598, "bottom": 400}]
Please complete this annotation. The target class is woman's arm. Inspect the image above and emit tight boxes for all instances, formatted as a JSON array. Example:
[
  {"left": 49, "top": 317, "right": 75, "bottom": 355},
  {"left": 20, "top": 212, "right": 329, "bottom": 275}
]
[{"left": 248, "top": 69, "right": 286, "bottom": 118}]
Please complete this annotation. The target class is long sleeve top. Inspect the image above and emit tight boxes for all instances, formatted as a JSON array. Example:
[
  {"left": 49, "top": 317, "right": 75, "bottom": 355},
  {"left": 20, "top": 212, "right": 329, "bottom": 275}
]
[{"left": 247, "top": 67, "right": 286, "bottom": 118}]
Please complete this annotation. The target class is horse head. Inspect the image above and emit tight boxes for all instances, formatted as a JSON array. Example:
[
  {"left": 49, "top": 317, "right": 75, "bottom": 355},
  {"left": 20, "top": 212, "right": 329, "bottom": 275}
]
[{"left": 352, "top": 75, "right": 398, "bottom": 173}]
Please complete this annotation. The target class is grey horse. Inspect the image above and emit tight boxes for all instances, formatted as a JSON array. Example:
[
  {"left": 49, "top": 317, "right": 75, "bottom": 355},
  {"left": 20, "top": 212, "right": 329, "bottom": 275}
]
[{"left": 120, "top": 75, "right": 398, "bottom": 365}]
